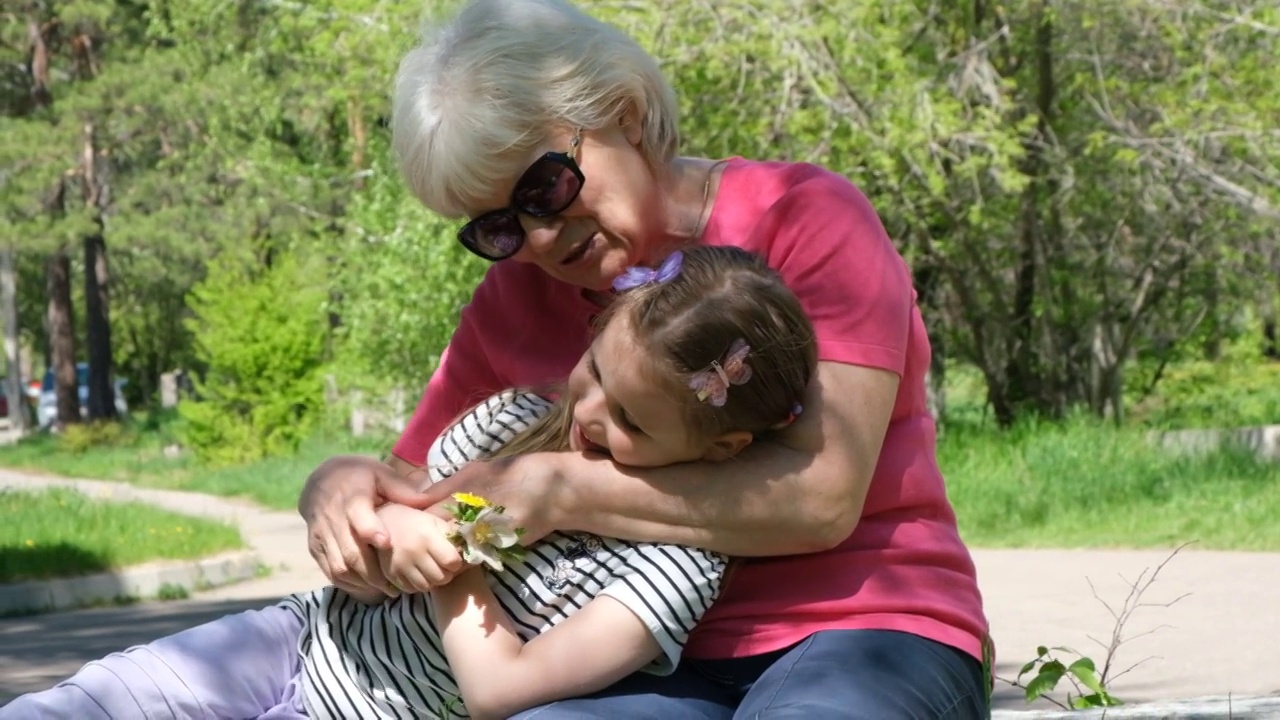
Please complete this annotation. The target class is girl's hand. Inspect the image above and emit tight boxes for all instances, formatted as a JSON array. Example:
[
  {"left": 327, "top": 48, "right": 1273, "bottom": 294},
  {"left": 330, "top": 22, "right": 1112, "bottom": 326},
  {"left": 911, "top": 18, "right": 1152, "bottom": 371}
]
[
  {"left": 420, "top": 454, "right": 572, "bottom": 544},
  {"left": 375, "top": 503, "right": 467, "bottom": 593},
  {"left": 299, "top": 455, "right": 438, "bottom": 598}
]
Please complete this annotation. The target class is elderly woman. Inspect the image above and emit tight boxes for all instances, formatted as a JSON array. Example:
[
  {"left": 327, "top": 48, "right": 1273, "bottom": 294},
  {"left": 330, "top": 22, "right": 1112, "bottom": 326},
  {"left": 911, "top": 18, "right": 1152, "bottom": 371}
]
[{"left": 300, "top": 0, "right": 989, "bottom": 717}]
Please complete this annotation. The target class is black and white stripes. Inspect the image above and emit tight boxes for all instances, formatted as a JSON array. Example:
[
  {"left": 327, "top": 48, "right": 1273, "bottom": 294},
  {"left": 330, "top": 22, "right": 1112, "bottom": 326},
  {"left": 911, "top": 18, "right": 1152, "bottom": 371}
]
[{"left": 280, "top": 391, "right": 727, "bottom": 719}]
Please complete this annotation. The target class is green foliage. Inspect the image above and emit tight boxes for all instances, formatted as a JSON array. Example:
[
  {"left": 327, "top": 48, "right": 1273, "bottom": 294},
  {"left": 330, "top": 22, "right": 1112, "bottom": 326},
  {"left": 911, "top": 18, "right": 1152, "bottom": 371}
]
[
  {"left": 58, "top": 421, "right": 133, "bottom": 454},
  {"left": 178, "top": 252, "right": 328, "bottom": 465},
  {"left": 1131, "top": 359, "right": 1280, "bottom": 430},
  {"left": 1126, "top": 318, "right": 1280, "bottom": 429},
  {"left": 330, "top": 141, "right": 485, "bottom": 393},
  {"left": 156, "top": 582, "right": 190, "bottom": 601},
  {"left": 4, "top": 0, "right": 1278, "bottom": 438},
  {"left": 1016, "top": 647, "right": 1121, "bottom": 710}
]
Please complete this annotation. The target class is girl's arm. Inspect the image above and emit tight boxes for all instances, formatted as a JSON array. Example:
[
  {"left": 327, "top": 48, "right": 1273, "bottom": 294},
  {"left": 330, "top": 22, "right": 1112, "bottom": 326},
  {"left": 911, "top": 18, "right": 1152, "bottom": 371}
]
[{"left": 434, "top": 569, "right": 662, "bottom": 720}]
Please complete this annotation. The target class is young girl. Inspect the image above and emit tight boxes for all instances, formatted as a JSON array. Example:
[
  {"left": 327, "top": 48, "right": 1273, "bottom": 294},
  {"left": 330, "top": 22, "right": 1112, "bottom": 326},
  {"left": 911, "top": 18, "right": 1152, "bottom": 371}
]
[{"left": 1, "top": 245, "right": 816, "bottom": 720}]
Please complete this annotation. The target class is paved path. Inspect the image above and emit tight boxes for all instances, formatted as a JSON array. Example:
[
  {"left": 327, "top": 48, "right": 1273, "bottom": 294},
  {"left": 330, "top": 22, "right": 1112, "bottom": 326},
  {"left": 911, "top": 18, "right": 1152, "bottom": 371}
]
[{"left": 2, "top": 469, "right": 1279, "bottom": 711}]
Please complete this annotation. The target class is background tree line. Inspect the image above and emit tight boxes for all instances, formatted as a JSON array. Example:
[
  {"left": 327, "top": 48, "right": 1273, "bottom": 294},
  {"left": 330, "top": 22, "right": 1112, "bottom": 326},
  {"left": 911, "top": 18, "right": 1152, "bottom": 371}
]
[{"left": 1, "top": 0, "right": 1276, "bottom": 462}]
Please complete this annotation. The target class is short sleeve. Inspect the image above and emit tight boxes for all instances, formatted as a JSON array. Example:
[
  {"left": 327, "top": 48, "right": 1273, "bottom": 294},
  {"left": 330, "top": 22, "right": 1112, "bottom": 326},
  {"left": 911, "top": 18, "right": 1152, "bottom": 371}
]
[
  {"left": 423, "top": 390, "right": 554, "bottom": 483},
  {"left": 598, "top": 544, "right": 728, "bottom": 675},
  {"left": 749, "top": 168, "right": 915, "bottom": 375}
]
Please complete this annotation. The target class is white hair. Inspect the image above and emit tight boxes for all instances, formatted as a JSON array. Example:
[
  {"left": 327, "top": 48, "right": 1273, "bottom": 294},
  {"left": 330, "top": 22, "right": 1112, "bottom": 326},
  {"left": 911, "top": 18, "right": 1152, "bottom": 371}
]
[{"left": 391, "top": 0, "right": 679, "bottom": 219}]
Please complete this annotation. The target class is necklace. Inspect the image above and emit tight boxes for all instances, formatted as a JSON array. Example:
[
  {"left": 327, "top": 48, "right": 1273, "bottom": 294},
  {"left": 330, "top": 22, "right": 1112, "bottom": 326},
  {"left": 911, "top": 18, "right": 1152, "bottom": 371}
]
[{"left": 691, "top": 160, "right": 727, "bottom": 240}]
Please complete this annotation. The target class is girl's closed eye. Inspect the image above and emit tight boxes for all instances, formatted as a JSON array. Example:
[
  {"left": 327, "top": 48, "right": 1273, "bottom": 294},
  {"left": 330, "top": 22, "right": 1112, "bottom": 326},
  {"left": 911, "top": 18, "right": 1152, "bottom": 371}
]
[
  {"left": 588, "top": 353, "right": 646, "bottom": 436},
  {"left": 620, "top": 412, "right": 645, "bottom": 436}
]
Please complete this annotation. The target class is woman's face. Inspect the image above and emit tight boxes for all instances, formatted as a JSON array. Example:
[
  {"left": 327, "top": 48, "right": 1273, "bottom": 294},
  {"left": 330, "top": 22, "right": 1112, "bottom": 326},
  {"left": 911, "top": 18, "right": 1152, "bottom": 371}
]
[
  {"left": 472, "top": 120, "right": 666, "bottom": 291},
  {"left": 565, "top": 316, "right": 714, "bottom": 468}
]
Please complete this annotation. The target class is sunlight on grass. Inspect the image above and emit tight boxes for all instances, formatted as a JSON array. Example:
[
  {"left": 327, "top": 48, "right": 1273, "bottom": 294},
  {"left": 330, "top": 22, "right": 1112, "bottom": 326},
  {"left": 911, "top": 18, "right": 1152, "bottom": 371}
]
[
  {"left": 0, "top": 487, "right": 244, "bottom": 582},
  {"left": 940, "top": 415, "right": 1280, "bottom": 550},
  {"left": 0, "top": 418, "right": 391, "bottom": 511}
]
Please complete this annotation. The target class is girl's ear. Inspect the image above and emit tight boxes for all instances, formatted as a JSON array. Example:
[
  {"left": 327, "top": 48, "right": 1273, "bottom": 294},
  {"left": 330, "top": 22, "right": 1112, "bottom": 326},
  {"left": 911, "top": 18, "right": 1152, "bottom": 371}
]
[{"left": 702, "top": 431, "right": 753, "bottom": 462}]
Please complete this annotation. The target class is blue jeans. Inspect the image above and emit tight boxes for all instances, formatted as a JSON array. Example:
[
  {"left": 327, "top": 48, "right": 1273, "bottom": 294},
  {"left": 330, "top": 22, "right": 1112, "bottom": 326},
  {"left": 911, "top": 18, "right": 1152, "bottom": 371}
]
[{"left": 511, "top": 630, "right": 988, "bottom": 719}]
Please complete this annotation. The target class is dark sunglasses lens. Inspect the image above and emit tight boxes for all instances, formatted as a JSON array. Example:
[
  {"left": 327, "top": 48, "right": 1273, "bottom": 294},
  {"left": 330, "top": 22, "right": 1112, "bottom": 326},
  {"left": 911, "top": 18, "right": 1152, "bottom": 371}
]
[
  {"left": 513, "top": 156, "right": 582, "bottom": 216},
  {"left": 462, "top": 213, "right": 524, "bottom": 260}
]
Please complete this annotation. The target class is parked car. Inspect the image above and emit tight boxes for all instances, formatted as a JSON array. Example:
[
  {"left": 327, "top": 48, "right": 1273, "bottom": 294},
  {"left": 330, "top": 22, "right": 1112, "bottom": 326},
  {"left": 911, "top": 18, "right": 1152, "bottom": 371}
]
[{"left": 35, "top": 363, "right": 129, "bottom": 429}]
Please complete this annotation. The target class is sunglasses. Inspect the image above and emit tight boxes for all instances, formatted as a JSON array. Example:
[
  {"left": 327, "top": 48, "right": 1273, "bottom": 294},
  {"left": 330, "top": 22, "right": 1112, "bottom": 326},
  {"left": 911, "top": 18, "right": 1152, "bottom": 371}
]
[{"left": 457, "top": 129, "right": 586, "bottom": 261}]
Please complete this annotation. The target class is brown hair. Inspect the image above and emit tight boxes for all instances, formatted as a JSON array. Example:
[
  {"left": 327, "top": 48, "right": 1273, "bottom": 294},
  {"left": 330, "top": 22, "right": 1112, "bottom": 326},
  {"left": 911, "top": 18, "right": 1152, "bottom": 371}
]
[{"left": 490, "top": 245, "right": 816, "bottom": 459}]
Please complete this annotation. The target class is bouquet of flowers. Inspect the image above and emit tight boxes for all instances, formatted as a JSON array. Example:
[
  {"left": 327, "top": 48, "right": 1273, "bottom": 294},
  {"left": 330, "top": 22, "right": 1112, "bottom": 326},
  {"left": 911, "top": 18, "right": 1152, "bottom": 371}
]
[{"left": 445, "top": 493, "right": 526, "bottom": 571}]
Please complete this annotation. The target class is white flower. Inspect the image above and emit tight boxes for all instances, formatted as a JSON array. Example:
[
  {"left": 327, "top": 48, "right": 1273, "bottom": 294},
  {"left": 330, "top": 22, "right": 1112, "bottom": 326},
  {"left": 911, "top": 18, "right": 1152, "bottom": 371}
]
[{"left": 456, "top": 507, "right": 522, "bottom": 571}]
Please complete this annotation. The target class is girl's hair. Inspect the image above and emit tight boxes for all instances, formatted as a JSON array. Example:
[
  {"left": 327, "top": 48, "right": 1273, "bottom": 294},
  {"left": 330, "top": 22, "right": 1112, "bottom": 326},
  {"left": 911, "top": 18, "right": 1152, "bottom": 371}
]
[{"left": 490, "top": 246, "right": 816, "bottom": 460}]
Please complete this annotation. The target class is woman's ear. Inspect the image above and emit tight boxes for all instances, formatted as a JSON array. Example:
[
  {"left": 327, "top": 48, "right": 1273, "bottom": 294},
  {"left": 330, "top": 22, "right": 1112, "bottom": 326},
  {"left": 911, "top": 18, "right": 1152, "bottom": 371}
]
[
  {"left": 702, "top": 431, "right": 753, "bottom": 462},
  {"left": 619, "top": 101, "right": 644, "bottom": 146}
]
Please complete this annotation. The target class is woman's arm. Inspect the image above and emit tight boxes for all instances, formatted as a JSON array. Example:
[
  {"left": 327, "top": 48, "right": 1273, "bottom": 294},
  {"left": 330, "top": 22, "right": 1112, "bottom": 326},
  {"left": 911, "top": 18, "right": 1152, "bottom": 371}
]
[
  {"left": 434, "top": 569, "right": 662, "bottom": 720},
  {"left": 423, "top": 360, "right": 897, "bottom": 557},
  {"left": 419, "top": 171, "right": 911, "bottom": 557}
]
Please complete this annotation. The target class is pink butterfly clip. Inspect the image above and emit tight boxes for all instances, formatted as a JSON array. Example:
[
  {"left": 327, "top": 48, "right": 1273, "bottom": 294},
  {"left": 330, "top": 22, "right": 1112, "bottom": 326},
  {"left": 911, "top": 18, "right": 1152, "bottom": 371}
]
[{"left": 689, "top": 339, "right": 753, "bottom": 407}]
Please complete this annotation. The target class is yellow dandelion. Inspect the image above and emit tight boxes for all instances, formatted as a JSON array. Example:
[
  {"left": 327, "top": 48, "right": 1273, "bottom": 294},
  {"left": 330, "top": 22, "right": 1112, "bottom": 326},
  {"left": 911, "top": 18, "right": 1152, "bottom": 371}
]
[
  {"left": 24, "top": 539, "right": 35, "bottom": 547},
  {"left": 452, "top": 492, "right": 490, "bottom": 508}
]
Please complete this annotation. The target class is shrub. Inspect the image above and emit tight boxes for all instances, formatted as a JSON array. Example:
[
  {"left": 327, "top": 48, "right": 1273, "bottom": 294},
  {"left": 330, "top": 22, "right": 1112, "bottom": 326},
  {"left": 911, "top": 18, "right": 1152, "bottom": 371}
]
[
  {"left": 58, "top": 421, "right": 133, "bottom": 454},
  {"left": 178, "top": 251, "right": 327, "bottom": 465}
]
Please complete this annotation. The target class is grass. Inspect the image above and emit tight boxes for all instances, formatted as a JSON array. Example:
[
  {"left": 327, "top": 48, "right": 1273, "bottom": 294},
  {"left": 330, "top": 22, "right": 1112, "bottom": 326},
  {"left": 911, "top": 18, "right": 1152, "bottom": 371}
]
[
  {"left": 939, "top": 414, "right": 1280, "bottom": 550},
  {"left": 0, "top": 487, "right": 245, "bottom": 583},
  {"left": 0, "top": 416, "right": 391, "bottom": 511}
]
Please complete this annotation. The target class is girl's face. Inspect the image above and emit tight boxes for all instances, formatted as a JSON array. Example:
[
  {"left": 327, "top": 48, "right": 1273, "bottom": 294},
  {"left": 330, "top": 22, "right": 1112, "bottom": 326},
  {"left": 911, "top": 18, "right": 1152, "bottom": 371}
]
[
  {"left": 468, "top": 119, "right": 667, "bottom": 292},
  {"left": 565, "top": 316, "right": 750, "bottom": 467}
]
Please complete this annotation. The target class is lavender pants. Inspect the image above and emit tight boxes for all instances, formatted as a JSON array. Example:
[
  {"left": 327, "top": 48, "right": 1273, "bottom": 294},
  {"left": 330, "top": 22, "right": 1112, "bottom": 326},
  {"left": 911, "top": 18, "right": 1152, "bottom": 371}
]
[{"left": 0, "top": 604, "right": 308, "bottom": 720}]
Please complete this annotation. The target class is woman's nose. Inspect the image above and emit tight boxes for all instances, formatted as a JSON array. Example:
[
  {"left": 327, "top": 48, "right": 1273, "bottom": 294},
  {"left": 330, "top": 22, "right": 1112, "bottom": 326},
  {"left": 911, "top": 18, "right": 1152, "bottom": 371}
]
[{"left": 513, "top": 215, "right": 562, "bottom": 261}]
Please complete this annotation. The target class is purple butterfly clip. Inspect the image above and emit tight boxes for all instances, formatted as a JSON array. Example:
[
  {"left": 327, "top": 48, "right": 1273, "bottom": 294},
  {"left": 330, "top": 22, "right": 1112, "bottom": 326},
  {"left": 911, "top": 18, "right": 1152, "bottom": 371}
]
[
  {"left": 611, "top": 251, "right": 684, "bottom": 292},
  {"left": 689, "top": 339, "right": 754, "bottom": 407}
]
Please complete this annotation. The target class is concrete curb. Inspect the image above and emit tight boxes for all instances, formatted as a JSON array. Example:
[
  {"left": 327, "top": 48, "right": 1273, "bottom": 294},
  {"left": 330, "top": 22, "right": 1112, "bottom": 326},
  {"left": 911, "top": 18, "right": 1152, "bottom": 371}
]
[
  {"left": 994, "top": 694, "right": 1280, "bottom": 719},
  {"left": 0, "top": 550, "right": 261, "bottom": 616}
]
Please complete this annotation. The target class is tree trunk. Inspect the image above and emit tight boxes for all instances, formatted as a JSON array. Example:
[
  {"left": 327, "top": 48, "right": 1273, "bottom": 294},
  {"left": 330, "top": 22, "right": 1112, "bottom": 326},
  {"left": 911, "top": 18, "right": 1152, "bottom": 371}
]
[
  {"left": 84, "top": 230, "right": 116, "bottom": 420},
  {"left": 1004, "top": 2, "right": 1056, "bottom": 418},
  {"left": 1264, "top": 309, "right": 1278, "bottom": 360},
  {"left": 2, "top": 248, "right": 27, "bottom": 432},
  {"left": 914, "top": 259, "right": 947, "bottom": 425},
  {"left": 1089, "top": 321, "right": 1124, "bottom": 423},
  {"left": 1263, "top": 250, "right": 1278, "bottom": 360},
  {"left": 46, "top": 248, "right": 80, "bottom": 427}
]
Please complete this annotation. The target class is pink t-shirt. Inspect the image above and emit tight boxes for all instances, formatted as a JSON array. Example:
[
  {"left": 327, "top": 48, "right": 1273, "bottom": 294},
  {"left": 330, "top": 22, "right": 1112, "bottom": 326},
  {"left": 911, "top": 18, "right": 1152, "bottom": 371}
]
[{"left": 393, "top": 159, "right": 987, "bottom": 662}]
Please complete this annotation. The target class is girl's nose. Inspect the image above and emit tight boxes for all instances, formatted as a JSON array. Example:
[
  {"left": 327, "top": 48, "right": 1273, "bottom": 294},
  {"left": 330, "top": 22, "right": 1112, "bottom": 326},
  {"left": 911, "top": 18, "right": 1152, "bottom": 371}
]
[{"left": 573, "top": 384, "right": 605, "bottom": 433}]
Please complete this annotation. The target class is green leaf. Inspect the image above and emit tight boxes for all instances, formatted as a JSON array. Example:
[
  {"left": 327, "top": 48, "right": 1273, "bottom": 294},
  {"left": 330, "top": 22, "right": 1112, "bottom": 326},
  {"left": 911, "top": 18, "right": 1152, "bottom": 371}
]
[
  {"left": 1099, "top": 691, "right": 1124, "bottom": 707},
  {"left": 1067, "top": 658, "right": 1106, "bottom": 695},
  {"left": 1017, "top": 659, "right": 1038, "bottom": 679},
  {"left": 1072, "top": 694, "right": 1105, "bottom": 709},
  {"left": 1024, "top": 664, "right": 1065, "bottom": 702}
]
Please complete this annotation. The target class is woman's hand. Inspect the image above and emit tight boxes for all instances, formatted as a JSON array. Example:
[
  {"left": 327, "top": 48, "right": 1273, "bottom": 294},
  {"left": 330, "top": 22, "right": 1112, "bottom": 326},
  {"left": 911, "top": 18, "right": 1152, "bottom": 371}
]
[
  {"left": 375, "top": 504, "right": 467, "bottom": 593},
  {"left": 299, "top": 454, "right": 437, "bottom": 598},
  {"left": 420, "top": 454, "right": 566, "bottom": 545}
]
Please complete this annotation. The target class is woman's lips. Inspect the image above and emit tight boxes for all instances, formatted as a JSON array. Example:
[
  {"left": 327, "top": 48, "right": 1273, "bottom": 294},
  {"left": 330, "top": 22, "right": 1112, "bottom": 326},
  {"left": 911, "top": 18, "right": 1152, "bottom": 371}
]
[{"left": 560, "top": 234, "right": 595, "bottom": 266}]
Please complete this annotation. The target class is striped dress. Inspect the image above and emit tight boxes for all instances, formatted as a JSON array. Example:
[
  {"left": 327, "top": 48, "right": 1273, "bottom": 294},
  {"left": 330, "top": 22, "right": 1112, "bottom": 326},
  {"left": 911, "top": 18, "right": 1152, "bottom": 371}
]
[{"left": 277, "top": 391, "right": 728, "bottom": 719}]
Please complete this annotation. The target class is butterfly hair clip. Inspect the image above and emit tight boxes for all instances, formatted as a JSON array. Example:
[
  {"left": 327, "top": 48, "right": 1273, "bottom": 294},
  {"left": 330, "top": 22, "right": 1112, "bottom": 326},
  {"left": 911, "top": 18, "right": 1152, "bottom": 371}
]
[{"left": 689, "top": 338, "right": 753, "bottom": 407}]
